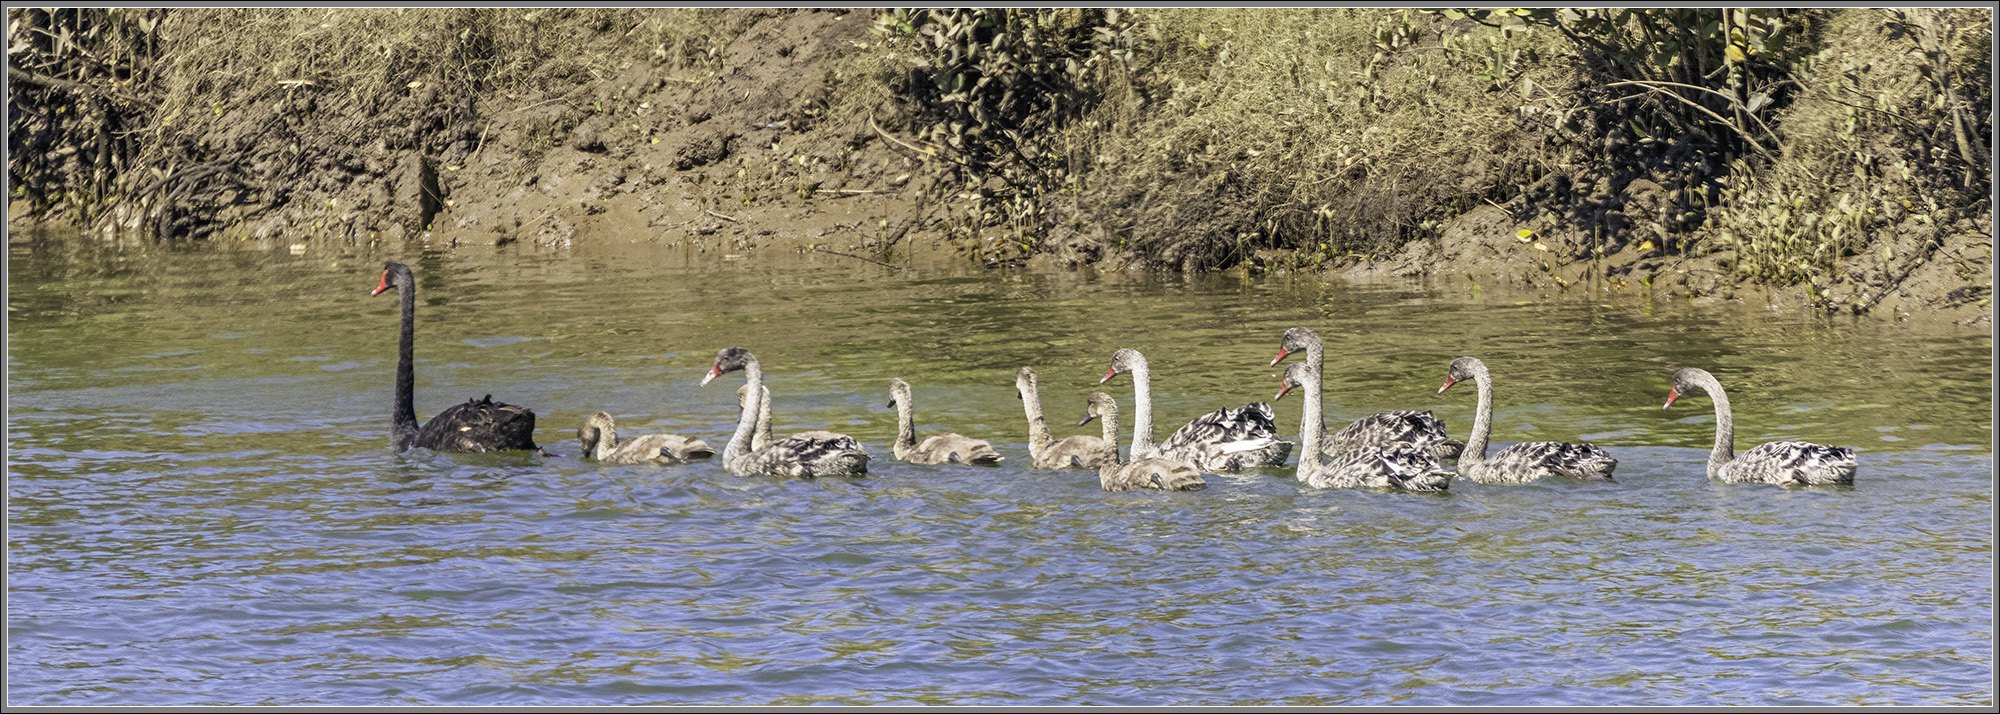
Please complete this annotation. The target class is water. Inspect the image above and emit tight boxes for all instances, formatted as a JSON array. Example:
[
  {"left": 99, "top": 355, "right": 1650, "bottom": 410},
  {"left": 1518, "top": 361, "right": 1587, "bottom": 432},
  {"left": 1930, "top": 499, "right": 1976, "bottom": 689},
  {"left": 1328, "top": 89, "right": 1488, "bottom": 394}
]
[{"left": 7, "top": 233, "right": 1992, "bottom": 705}]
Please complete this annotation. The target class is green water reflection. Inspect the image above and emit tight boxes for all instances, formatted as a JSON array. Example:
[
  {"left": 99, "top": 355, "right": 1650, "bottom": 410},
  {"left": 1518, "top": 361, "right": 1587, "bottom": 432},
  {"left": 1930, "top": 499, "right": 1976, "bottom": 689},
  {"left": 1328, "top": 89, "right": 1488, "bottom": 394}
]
[{"left": 9, "top": 233, "right": 1991, "bottom": 459}]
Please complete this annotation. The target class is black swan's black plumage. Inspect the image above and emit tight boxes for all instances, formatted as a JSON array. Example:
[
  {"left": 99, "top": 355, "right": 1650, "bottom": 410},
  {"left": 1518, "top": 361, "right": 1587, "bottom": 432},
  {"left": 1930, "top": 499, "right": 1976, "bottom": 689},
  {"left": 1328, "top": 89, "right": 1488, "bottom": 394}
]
[{"left": 372, "top": 262, "right": 539, "bottom": 453}]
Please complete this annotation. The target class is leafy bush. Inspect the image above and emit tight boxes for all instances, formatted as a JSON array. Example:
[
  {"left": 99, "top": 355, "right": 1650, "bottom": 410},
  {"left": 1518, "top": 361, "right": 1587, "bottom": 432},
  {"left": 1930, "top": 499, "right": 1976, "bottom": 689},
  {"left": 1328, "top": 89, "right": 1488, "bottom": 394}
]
[
  {"left": 870, "top": 8, "right": 1136, "bottom": 260},
  {"left": 1438, "top": 8, "right": 1988, "bottom": 292},
  {"left": 863, "top": 6, "right": 1987, "bottom": 290},
  {"left": 1701, "top": 8, "right": 1990, "bottom": 286}
]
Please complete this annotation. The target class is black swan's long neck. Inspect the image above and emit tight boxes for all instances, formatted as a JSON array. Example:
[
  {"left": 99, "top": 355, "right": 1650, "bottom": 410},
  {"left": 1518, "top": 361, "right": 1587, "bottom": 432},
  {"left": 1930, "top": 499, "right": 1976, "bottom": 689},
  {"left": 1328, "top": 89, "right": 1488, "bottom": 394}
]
[
  {"left": 733, "top": 384, "right": 773, "bottom": 453},
  {"left": 391, "top": 277, "right": 420, "bottom": 450},
  {"left": 583, "top": 421, "right": 614, "bottom": 460},
  {"left": 725, "top": 358, "right": 765, "bottom": 465},
  {"left": 1463, "top": 365, "right": 1495, "bottom": 465},
  {"left": 1096, "top": 399, "right": 1127, "bottom": 484},
  {"left": 1698, "top": 373, "right": 1736, "bottom": 477},
  {"left": 754, "top": 385, "right": 773, "bottom": 453}
]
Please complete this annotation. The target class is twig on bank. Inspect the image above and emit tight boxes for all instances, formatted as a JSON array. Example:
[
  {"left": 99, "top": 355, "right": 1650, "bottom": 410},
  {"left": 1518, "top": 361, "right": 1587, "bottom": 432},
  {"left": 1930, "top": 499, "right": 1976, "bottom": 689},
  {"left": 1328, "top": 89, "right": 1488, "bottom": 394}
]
[
  {"left": 868, "top": 113, "right": 937, "bottom": 158},
  {"left": 809, "top": 246, "right": 905, "bottom": 270},
  {"left": 509, "top": 97, "right": 577, "bottom": 115},
  {"left": 7, "top": 66, "right": 143, "bottom": 104},
  {"left": 520, "top": 208, "right": 558, "bottom": 231},
  {"left": 650, "top": 215, "right": 700, "bottom": 231},
  {"left": 705, "top": 209, "right": 739, "bottom": 223},
  {"left": 470, "top": 123, "right": 492, "bottom": 164}
]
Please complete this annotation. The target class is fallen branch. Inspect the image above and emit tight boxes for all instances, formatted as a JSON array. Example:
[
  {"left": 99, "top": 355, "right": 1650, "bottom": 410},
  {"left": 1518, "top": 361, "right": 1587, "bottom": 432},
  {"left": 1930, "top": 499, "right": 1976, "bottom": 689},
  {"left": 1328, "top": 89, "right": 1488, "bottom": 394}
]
[
  {"left": 815, "top": 188, "right": 888, "bottom": 195},
  {"left": 868, "top": 112, "right": 938, "bottom": 158},
  {"left": 7, "top": 66, "right": 143, "bottom": 105},
  {"left": 809, "top": 246, "right": 904, "bottom": 270}
]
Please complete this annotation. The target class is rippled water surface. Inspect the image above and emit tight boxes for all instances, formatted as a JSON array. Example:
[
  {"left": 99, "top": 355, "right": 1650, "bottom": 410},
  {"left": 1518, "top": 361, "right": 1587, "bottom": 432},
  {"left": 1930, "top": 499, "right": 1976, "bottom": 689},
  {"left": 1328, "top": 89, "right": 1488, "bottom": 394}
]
[{"left": 8, "top": 235, "right": 1993, "bottom": 705}]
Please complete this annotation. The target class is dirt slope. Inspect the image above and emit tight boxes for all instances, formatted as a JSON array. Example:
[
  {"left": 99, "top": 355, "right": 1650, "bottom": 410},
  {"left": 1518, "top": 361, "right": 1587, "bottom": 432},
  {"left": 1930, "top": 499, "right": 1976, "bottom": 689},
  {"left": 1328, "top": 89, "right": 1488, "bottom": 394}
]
[{"left": 9, "top": 8, "right": 1990, "bottom": 327}]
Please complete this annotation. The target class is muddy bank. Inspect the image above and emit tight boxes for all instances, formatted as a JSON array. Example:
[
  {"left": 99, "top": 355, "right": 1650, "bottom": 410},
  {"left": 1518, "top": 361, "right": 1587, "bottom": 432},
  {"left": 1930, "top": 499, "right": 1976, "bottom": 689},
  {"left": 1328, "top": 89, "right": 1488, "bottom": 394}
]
[
  {"left": 8, "top": 8, "right": 1991, "bottom": 327},
  {"left": 7, "top": 9, "right": 964, "bottom": 264},
  {"left": 1330, "top": 203, "right": 1993, "bottom": 329}
]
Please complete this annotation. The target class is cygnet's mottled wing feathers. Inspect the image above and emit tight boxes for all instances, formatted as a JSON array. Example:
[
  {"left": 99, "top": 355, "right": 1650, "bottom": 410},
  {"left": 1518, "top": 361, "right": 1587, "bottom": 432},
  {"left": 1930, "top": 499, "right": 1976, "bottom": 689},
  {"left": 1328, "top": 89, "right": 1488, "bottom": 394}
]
[
  {"left": 1310, "top": 442, "right": 1452, "bottom": 491},
  {"left": 624, "top": 432, "right": 717, "bottom": 463},
  {"left": 1039, "top": 435, "right": 1118, "bottom": 470},
  {"left": 1469, "top": 440, "right": 1618, "bottom": 483},
  {"left": 1101, "top": 457, "right": 1207, "bottom": 492},
  {"left": 752, "top": 432, "right": 871, "bottom": 478},
  {"left": 1326, "top": 410, "right": 1460, "bottom": 460},
  {"left": 1725, "top": 441, "right": 1857, "bottom": 485},
  {"left": 906, "top": 433, "right": 1004, "bottom": 465},
  {"left": 1155, "top": 401, "right": 1292, "bottom": 470}
]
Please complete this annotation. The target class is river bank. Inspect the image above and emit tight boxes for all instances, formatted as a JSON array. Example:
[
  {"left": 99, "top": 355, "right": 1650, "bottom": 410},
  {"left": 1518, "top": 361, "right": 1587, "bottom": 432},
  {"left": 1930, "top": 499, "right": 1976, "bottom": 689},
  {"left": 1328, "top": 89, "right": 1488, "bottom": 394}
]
[{"left": 8, "top": 8, "right": 1991, "bottom": 327}]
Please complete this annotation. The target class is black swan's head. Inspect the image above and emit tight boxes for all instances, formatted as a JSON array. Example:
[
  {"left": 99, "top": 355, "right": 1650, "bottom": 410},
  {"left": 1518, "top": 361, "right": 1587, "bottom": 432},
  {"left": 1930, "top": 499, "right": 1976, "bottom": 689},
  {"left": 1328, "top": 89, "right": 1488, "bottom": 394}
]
[
  {"left": 1663, "top": 367, "right": 1713, "bottom": 410},
  {"left": 578, "top": 411, "right": 617, "bottom": 448},
  {"left": 371, "top": 262, "right": 414, "bottom": 296},
  {"left": 1079, "top": 391, "right": 1117, "bottom": 426},
  {"left": 1015, "top": 366, "right": 1038, "bottom": 400},
  {"left": 887, "top": 377, "right": 912, "bottom": 409}
]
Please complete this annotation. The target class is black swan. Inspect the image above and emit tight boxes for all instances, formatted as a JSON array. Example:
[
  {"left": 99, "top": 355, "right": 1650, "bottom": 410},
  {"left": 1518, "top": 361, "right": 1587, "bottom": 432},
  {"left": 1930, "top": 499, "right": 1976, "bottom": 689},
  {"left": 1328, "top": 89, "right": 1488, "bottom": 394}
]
[
  {"left": 1100, "top": 348, "right": 1292, "bottom": 471},
  {"left": 1082, "top": 391, "right": 1206, "bottom": 492},
  {"left": 371, "top": 261, "right": 539, "bottom": 453},
  {"left": 700, "top": 347, "right": 869, "bottom": 478},
  {"left": 1015, "top": 367, "right": 1118, "bottom": 469},
  {"left": 577, "top": 411, "right": 716, "bottom": 464}
]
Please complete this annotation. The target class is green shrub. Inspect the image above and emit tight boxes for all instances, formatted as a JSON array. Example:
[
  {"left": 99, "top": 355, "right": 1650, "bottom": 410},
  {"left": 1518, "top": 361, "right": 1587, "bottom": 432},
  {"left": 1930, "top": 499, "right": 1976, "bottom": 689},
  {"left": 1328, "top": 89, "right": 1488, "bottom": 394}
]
[{"left": 870, "top": 8, "right": 1136, "bottom": 261}]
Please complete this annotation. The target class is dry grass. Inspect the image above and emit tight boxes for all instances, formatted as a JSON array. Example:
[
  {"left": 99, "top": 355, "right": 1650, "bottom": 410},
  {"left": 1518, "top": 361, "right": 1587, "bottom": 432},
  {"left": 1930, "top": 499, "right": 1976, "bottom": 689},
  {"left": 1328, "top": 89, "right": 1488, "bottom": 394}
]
[
  {"left": 149, "top": 9, "right": 739, "bottom": 142},
  {"left": 850, "top": 7, "right": 1988, "bottom": 284},
  {"left": 9, "top": 8, "right": 752, "bottom": 234},
  {"left": 1006, "top": 8, "right": 1576, "bottom": 268}
]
